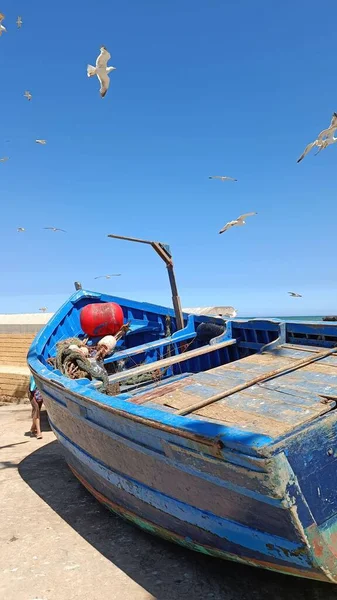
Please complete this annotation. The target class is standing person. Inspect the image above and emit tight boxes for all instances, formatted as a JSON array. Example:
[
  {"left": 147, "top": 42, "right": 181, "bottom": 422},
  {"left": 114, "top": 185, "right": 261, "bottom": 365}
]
[{"left": 28, "top": 376, "right": 43, "bottom": 439}]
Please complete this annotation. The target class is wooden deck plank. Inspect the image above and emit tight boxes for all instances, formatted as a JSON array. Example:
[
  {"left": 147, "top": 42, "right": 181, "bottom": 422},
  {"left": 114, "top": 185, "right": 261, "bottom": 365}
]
[
  {"left": 195, "top": 401, "right": 331, "bottom": 437},
  {"left": 131, "top": 342, "right": 336, "bottom": 437},
  {"left": 160, "top": 390, "right": 202, "bottom": 410},
  {"left": 241, "top": 385, "right": 320, "bottom": 407},
  {"left": 261, "top": 378, "right": 337, "bottom": 397},
  {"left": 213, "top": 357, "right": 296, "bottom": 376},
  {"left": 301, "top": 363, "right": 337, "bottom": 375},
  {"left": 221, "top": 391, "right": 331, "bottom": 423},
  {"left": 194, "top": 405, "right": 295, "bottom": 436}
]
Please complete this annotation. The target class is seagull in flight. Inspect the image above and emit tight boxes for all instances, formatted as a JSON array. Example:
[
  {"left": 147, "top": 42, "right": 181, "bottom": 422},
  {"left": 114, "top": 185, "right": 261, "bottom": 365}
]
[
  {"left": 297, "top": 112, "right": 337, "bottom": 163},
  {"left": 297, "top": 136, "right": 337, "bottom": 163},
  {"left": 0, "top": 157, "right": 9, "bottom": 162},
  {"left": 16, "top": 16, "right": 22, "bottom": 28},
  {"left": 94, "top": 274, "right": 121, "bottom": 279},
  {"left": 36, "top": 139, "right": 47, "bottom": 145},
  {"left": 288, "top": 291, "right": 302, "bottom": 298},
  {"left": 17, "top": 227, "right": 25, "bottom": 232},
  {"left": 24, "top": 91, "right": 32, "bottom": 101},
  {"left": 39, "top": 307, "right": 47, "bottom": 312},
  {"left": 209, "top": 176, "right": 237, "bottom": 182},
  {"left": 87, "top": 46, "right": 116, "bottom": 98},
  {"left": 219, "top": 212, "right": 257, "bottom": 234},
  {"left": 0, "top": 13, "right": 6, "bottom": 36},
  {"left": 44, "top": 227, "right": 66, "bottom": 232}
]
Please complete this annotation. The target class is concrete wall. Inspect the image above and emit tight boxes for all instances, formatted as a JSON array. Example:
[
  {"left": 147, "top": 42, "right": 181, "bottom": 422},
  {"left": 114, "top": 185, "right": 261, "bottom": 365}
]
[
  {"left": 0, "top": 314, "right": 52, "bottom": 402},
  {"left": 0, "top": 313, "right": 54, "bottom": 334}
]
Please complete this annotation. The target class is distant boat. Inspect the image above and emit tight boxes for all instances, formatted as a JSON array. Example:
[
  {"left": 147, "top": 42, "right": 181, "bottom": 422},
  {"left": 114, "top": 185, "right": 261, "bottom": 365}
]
[
  {"left": 183, "top": 306, "right": 237, "bottom": 318},
  {"left": 28, "top": 290, "right": 337, "bottom": 583}
]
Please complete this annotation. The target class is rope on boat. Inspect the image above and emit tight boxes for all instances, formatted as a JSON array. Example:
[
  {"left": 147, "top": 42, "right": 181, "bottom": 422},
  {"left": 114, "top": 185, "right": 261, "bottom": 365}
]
[
  {"left": 51, "top": 326, "right": 130, "bottom": 393},
  {"left": 57, "top": 344, "right": 109, "bottom": 391}
]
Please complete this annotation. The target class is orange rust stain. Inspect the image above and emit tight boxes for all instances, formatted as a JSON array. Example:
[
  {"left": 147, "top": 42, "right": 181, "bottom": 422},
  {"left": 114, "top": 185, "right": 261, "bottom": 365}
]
[
  {"left": 330, "top": 532, "right": 337, "bottom": 547},
  {"left": 312, "top": 538, "right": 324, "bottom": 558}
]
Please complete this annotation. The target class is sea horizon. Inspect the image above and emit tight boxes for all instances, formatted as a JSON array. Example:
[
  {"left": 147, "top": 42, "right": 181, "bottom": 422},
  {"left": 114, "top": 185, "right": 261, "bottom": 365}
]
[{"left": 243, "top": 315, "right": 331, "bottom": 322}]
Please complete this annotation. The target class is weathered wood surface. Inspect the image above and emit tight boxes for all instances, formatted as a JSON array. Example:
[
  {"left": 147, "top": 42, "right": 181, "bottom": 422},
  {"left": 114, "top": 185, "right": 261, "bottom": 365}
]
[
  {"left": 177, "top": 345, "right": 337, "bottom": 416},
  {"left": 133, "top": 344, "right": 337, "bottom": 438},
  {"left": 46, "top": 397, "right": 299, "bottom": 540}
]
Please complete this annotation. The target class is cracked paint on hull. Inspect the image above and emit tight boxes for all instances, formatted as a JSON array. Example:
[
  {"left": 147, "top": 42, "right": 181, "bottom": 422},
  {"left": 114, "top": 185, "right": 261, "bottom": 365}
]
[{"left": 68, "top": 465, "right": 331, "bottom": 583}]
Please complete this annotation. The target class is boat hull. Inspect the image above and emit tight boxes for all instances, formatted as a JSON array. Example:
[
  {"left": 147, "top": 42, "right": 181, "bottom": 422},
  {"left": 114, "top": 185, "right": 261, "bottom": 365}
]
[{"left": 41, "top": 386, "right": 336, "bottom": 584}]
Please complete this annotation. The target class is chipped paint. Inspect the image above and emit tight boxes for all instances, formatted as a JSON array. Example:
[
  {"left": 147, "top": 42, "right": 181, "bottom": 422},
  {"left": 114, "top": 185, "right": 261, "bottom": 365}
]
[{"left": 69, "top": 465, "right": 331, "bottom": 583}]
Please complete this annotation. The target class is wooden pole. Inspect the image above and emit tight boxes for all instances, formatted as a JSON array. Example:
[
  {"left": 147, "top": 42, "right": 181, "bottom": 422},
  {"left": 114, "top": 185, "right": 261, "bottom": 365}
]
[
  {"left": 167, "top": 264, "right": 184, "bottom": 330},
  {"left": 176, "top": 345, "right": 337, "bottom": 416},
  {"left": 108, "top": 234, "right": 185, "bottom": 330}
]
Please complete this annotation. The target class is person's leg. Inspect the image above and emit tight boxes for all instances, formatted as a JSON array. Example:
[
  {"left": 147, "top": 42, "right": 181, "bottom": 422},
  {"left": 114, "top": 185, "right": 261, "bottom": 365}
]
[
  {"left": 30, "top": 396, "right": 38, "bottom": 433},
  {"left": 35, "top": 402, "right": 42, "bottom": 439}
]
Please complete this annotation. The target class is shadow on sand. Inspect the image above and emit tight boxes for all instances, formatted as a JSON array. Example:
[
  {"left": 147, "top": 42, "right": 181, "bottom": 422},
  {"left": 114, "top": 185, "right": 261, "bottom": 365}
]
[{"left": 19, "top": 440, "right": 335, "bottom": 600}]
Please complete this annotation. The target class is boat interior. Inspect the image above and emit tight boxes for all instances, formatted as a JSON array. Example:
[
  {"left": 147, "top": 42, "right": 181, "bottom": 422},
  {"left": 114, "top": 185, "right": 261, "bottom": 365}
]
[{"left": 33, "top": 291, "right": 337, "bottom": 440}]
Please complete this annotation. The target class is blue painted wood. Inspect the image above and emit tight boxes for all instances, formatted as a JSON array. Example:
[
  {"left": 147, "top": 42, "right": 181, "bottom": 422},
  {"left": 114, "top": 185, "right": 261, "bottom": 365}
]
[{"left": 27, "top": 293, "right": 337, "bottom": 582}]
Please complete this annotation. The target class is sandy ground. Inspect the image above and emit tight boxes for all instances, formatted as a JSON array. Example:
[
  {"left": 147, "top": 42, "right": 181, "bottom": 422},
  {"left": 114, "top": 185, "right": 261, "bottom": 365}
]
[{"left": 1, "top": 405, "right": 337, "bottom": 600}]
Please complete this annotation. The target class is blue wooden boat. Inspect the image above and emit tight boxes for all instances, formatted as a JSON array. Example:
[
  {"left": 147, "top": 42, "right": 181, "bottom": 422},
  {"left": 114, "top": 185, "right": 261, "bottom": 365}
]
[{"left": 28, "top": 290, "right": 337, "bottom": 583}]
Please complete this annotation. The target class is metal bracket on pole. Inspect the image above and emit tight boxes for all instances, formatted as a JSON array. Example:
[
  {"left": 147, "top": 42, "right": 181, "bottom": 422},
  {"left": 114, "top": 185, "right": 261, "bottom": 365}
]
[{"left": 107, "top": 233, "right": 184, "bottom": 330}]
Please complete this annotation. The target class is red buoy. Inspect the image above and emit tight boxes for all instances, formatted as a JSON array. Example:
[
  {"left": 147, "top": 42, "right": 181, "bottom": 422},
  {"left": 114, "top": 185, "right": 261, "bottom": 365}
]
[{"left": 80, "top": 302, "right": 124, "bottom": 337}]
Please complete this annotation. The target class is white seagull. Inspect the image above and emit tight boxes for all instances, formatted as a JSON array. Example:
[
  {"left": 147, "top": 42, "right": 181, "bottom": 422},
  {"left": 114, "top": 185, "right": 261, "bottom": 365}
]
[
  {"left": 314, "top": 136, "right": 337, "bottom": 156},
  {"left": 0, "top": 13, "right": 6, "bottom": 36},
  {"left": 209, "top": 176, "right": 237, "bottom": 182},
  {"left": 43, "top": 227, "right": 66, "bottom": 232},
  {"left": 297, "top": 112, "right": 337, "bottom": 163},
  {"left": 16, "top": 16, "right": 22, "bottom": 28},
  {"left": 36, "top": 139, "right": 46, "bottom": 145},
  {"left": 87, "top": 46, "right": 116, "bottom": 98},
  {"left": 17, "top": 227, "right": 25, "bottom": 232},
  {"left": 0, "top": 157, "right": 9, "bottom": 162},
  {"left": 94, "top": 274, "right": 121, "bottom": 279},
  {"left": 219, "top": 212, "right": 257, "bottom": 234},
  {"left": 288, "top": 291, "right": 302, "bottom": 298},
  {"left": 24, "top": 91, "right": 32, "bottom": 101}
]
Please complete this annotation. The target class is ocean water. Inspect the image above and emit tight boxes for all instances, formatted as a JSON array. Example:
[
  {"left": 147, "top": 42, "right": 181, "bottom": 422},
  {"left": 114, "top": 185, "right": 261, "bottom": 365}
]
[
  {"left": 273, "top": 316, "right": 324, "bottom": 322},
  {"left": 244, "top": 316, "right": 326, "bottom": 322}
]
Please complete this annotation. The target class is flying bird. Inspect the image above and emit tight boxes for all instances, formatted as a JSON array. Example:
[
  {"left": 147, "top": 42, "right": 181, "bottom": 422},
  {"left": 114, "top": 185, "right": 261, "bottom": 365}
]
[
  {"left": 24, "top": 91, "right": 32, "bottom": 101},
  {"left": 297, "top": 112, "right": 337, "bottom": 163},
  {"left": 94, "top": 274, "right": 121, "bottom": 279},
  {"left": 17, "top": 227, "right": 25, "bottom": 232},
  {"left": 288, "top": 291, "right": 302, "bottom": 298},
  {"left": 317, "top": 112, "right": 337, "bottom": 141},
  {"left": 0, "top": 157, "right": 9, "bottom": 162},
  {"left": 87, "top": 46, "right": 116, "bottom": 98},
  {"left": 0, "top": 13, "right": 6, "bottom": 36},
  {"left": 36, "top": 139, "right": 46, "bottom": 145},
  {"left": 209, "top": 176, "right": 237, "bottom": 182},
  {"left": 314, "top": 136, "right": 337, "bottom": 156},
  {"left": 16, "top": 16, "right": 22, "bottom": 28},
  {"left": 43, "top": 227, "right": 66, "bottom": 232},
  {"left": 219, "top": 212, "right": 257, "bottom": 234},
  {"left": 39, "top": 307, "right": 47, "bottom": 313}
]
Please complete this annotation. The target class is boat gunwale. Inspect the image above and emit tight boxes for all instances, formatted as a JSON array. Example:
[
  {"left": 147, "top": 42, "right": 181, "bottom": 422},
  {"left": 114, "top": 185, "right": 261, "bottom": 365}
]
[{"left": 30, "top": 364, "right": 271, "bottom": 456}]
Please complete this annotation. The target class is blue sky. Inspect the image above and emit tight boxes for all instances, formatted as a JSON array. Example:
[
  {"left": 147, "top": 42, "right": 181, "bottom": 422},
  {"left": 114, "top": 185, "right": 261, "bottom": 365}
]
[{"left": 1, "top": 0, "right": 337, "bottom": 316}]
